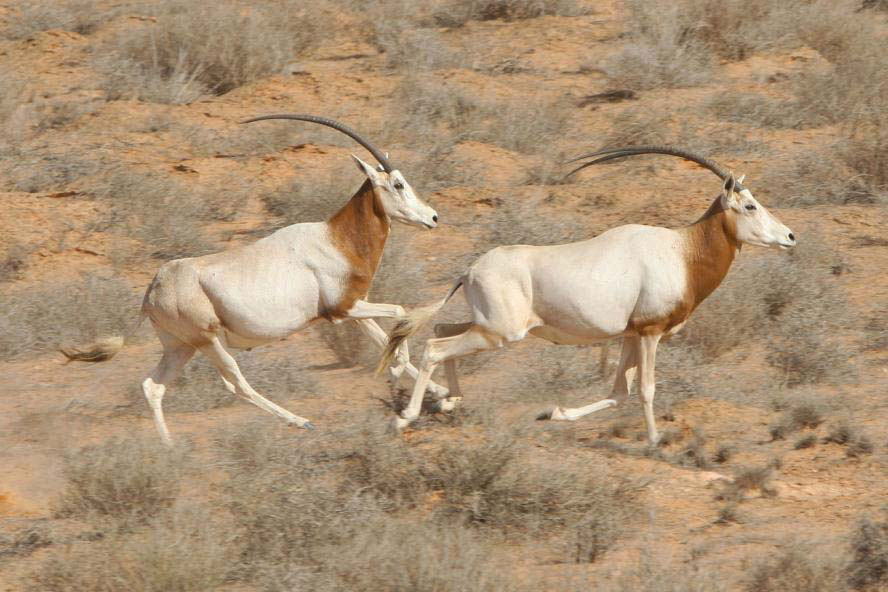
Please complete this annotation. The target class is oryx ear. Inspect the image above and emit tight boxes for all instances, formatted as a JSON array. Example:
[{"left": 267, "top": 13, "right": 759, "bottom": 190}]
[
  {"left": 352, "top": 154, "right": 382, "bottom": 185},
  {"left": 721, "top": 172, "right": 739, "bottom": 209},
  {"left": 737, "top": 173, "right": 746, "bottom": 184}
]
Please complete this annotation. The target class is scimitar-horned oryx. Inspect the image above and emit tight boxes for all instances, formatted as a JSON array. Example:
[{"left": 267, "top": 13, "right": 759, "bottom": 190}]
[
  {"left": 63, "top": 114, "right": 448, "bottom": 445},
  {"left": 379, "top": 146, "right": 796, "bottom": 445}
]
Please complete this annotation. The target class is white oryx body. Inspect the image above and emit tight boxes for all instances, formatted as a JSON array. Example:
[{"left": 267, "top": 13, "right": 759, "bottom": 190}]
[
  {"left": 469, "top": 225, "right": 690, "bottom": 344},
  {"left": 380, "top": 147, "right": 796, "bottom": 445},
  {"left": 148, "top": 223, "right": 345, "bottom": 350},
  {"left": 64, "top": 114, "right": 446, "bottom": 445}
]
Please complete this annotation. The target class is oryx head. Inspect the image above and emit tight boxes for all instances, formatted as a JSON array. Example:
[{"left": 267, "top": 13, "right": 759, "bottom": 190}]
[
  {"left": 719, "top": 172, "right": 795, "bottom": 249},
  {"left": 241, "top": 114, "right": 438, "bottom": 229},
  {"left": 350, "top": 155, "right": 438, "bottom": 229},
  {"left": 566, "top": 145, "right": 796, "bottom": 250}
]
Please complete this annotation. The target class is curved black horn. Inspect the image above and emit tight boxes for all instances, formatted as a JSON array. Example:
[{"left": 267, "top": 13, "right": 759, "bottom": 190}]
[
  {"left": 240, "top": 114, "right": 394, "bottom": 173},
  {"left": 565, "top": 146, "right": 742, "bottom": 190}
]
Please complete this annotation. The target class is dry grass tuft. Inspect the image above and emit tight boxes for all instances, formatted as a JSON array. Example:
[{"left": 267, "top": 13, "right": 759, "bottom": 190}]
[
  {"left": 319, "top": 519, "right": 513, "bottom": 592},
  {"left": 794, "top": 434, "right": 818, "bottom": 450},
  {"left": 391, "top": 75, "right": 570, "bottom": 155},
  {"left": 745, "top": 544, "right": 845, "bottom": 592},
  {"left": 770, "top": 401, "right": 824, "bottom": 441},
  {"left": 716, "top": 503, "right": 743, "bottom": 525},
  {"left": 848, "top": 511, "right": 888, "bottom": 590},
  {"left": 0, "top": 273, "right": 137, "bottom": 361},
  {"left": 2, "top": 0, "right": 119, "bottom": 39},
  {"left": 823, "top": 422, "right": 875, "bottom": 458},
  {"left": 430, "top": 0, "right": 588, "bottom": 27},
  {"left": 33, "top": 503, "right": 236, "bottom": 592},
  {"left": 718, "top": 465, "right": 776, "bottom": 502},
  {"left": 673, "top": 430, "right": 712, "bottom": 469},
  {"left": 713, "top": 444, "right": 735, "bottom": 464},
  {"left": 604, "top": 0, "right": 714, "bottom": 90},
  {"left": 98, "top": 0, "right": 323, "bottom": 102},
  {"left": 428, "top": 432, "right": 640, "bottom": 539},
  {"left": 55, "top": 436, "right": 187, "bottom": 523}
]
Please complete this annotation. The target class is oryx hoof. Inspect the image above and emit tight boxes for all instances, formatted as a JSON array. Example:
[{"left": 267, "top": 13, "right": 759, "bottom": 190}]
[
  {"left": 389, "top": 366, "right": 406, "bottom": 383},
  {"left": 427, "top": 383, "right": 450, "bottom": 399},
  {"left": 536, "top": 406, "right": 569, "bottom": 421},
  {"left": 288, "top": 418, "right": 316, "bottom": 430},
  {"left": 434, "top": 396, "right": 462, "bottom": 412},
  {"left": 387, "top": 415, "right": 413, "bottom": 434}
]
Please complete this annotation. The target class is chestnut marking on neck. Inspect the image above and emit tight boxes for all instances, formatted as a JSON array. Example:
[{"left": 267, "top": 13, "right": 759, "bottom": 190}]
[
  {"left": 681, "top": 195, "right": 739, "bottom": 310},
  {"left": 325, "top": 179, "right": 390, "bottom": 319}
]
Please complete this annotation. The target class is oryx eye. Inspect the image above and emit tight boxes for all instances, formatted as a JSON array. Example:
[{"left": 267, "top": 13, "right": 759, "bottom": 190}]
[
  {"left": 745, "top": 204, "right": 756, "bottom": 211},
  {"left": 394, "top": 182, "right": 404, "bottom": 190}
]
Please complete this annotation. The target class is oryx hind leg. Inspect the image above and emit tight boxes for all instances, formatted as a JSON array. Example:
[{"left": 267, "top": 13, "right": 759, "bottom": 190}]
[
  {"left": 353, "top": 319, "right": 449, "bottom": 398},
  {"left": 432, "top": 322, "right": 473, "bottom": 411},
  {"left": 199, "top": 336, "right": 314, "bottom": 429},
  {"left": 142, "top": 330, "right": 196, "bottom": 446},
  {"left": 538, "top": 336, "right": 638, "bottom": 422}
]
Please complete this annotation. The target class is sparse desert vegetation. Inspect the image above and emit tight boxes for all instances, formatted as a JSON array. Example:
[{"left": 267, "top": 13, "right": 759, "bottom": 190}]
[{"left": 0, "top": 0, "right": 885, "bottom": 590}]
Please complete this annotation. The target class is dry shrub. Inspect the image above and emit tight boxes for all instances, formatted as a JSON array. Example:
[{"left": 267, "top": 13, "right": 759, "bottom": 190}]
[
  {"left": 717, "top": 465, "right": 775, "bottom": 502},
  {"left": 91, "top": 167, "right": 245, "bottom": 261},
  {"left": 673, "top": 429, "right": 711, "bottom": 469},
  {"left": 601, "top": 547, "right": 729, "bottom": 592},
  {"left": 848, "top": 511, "right": 888, "bottom": 590},
  {"left": 769, "top": 401, "right": 824, "bottom": 441},
  {"left": 599, "top": 106, "right": 762, "bottom": 158},
  {"left": 713, "top": 444, "right": 735, "bottom": 464},
  {"left": 391, "top": 75, "right": 569, "bottom": 155},
  {"left": 216, "top": 423, "right": 379, "bottom": 575},
  {"left": 55, "top": 436, "right": 186, "bottom": 523},
  {"left": 98, "top": 0, "right": 323, "bottom": 102},
  {"left": 320, "top": 520, "right": 512, "bottom": 592},
  {"left": 761, "top": 149, "right": 874, "bottom": 207},
  {"left": 0, "top": 273, "right": 137, "bottom": 360},
  {"left": 707, "top": 92, "right": 807, "bottom": 130},
  {"left": 379, "top": 28, "right": 464, "bottom": 71},
  {"left": 33, "top": 503, "right": 236, "bottom": 592},
  {"left": 0, "top": 242, "right": 33, "bottom": 283},
  {"left": 794, "top": 434, "right": 817, "bottom": 450},
  {"left": 259, "top": 171, "right": 355, "bottom": 228},
  {"left": 429, "top": 0, "right": 587, "bottom": 26},
  {"left": 745, "top": 545, "right": 845, "bottom": 592},
  {"left": 2, "top": 0, "right": 119, "bottom": 39},
  {"left": 604, "top": 0, "right": 713, "bottom": 91},
  {"left": 763, "top": 250, "right": 855, "bottom": 387},
  {"left": 823, "top": 422, "right": 874, "bottom": 458},
  {"left": 428, "top": 432, "right": 639, "bottom": 540},
  {"left": 0, "top": 146, "right": 101, "bottom": 194}
]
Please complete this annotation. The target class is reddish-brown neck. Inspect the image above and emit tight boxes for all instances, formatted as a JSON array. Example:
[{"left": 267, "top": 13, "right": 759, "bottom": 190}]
[
  {"left": 325, "top": 179, "right": 390, "bottom": 318},
  {"left": 681, "top": 196, "right": 739, "bottom": 310}
]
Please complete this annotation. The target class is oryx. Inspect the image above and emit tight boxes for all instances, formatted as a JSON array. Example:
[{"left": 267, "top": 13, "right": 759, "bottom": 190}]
[
  {"left": 64, "top": 114, "right": 447, "bottom": 444},
  {"left": 379, "top": 146, "right": 796, "bottom": 445}
]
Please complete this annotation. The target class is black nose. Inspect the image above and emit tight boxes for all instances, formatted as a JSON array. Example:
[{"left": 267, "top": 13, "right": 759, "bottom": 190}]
[
  {"left": 788, "top": 232, "right": 795, "bottom": 241},
  {"left": 432, "top": 215, "right": 438, "bottom": 223}
]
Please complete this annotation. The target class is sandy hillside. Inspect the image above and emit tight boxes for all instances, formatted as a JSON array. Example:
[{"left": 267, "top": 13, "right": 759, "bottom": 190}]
[{"left": 0, "top": 1, "right": 886, "bottom": 591}]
